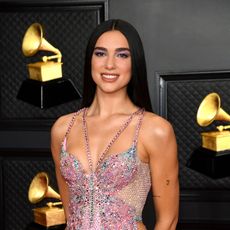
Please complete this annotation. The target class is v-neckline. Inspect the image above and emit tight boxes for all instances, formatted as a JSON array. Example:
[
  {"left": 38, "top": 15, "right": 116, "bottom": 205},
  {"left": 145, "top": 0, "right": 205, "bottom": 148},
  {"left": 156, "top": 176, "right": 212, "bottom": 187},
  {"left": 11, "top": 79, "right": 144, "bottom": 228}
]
[
  {"left": 61, "top": 145, "right": 136, "bottom": 176},
  {"left": 82, "top": 108, "right": 141, "bottom": 174}
]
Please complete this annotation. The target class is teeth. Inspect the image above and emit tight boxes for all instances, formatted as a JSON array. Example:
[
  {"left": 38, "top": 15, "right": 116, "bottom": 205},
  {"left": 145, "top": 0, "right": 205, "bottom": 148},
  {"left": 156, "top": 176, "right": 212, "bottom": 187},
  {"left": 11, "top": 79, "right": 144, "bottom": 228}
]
[{"left": 102, "top": 74, "right": 118, "bottom": 79}]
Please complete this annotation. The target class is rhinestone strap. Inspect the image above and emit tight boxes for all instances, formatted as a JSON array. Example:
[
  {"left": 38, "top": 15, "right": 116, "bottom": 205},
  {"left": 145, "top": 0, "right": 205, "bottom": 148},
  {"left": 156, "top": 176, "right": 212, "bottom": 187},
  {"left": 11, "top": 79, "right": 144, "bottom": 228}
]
[
  {"left": 62, "top": 108, "right": 85, "bottom": 149},
  {"left": 64, "top": 108, "right": 85, "bottom": 138},
  {"left": 132, "top": 108, "right": 145, "bottom": 146},
  {"left": 82, "top": 108, "right": 142, "bottom": 173}
]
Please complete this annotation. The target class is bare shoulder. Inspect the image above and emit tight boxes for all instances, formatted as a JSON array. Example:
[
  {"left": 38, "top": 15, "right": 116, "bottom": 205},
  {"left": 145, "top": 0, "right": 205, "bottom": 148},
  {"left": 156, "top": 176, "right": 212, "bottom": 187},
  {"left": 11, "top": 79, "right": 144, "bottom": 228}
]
[
  {"left": 51, "top": 113, "right": 76, "bottom": 143},
  {"left": 141, "top": 111, "right": 177, "bottom": 158},
  {"left": 142, "top": 111, "right": 175, "bottom": 140}
]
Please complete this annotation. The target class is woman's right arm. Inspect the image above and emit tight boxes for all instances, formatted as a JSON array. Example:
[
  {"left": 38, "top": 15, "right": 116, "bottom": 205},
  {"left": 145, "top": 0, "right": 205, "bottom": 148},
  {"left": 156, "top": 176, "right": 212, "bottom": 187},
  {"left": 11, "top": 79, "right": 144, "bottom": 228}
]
[{"left": 50, "top": 117, "right": 70, "bottom": 222}]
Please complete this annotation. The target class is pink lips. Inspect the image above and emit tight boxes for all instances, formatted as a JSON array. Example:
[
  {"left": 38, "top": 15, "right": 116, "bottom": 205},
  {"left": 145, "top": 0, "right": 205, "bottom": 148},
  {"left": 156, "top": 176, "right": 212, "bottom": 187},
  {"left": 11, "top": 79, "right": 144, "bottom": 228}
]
[{"left": 101, "top": 73, "right": 119, "bottom": 82}]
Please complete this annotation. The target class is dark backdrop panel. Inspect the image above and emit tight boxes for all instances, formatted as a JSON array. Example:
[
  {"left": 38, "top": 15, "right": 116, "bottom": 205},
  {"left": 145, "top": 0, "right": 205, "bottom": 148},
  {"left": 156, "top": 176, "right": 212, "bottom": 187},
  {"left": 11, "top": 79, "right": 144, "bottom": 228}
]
[
  {"left": 157, "top": 71, "right": 230, "bottom": 190},
  {"left": 0, "top": 1, "right": 107, "bottom": 130},
  {"left": 155, "top": 71, "right": 230, "bottom": 223},
  {"left": 110, "top": 0, "right": 230, "bottom": 112},
  {"left": 1, "top": 151, "right": 56, "bottom": 230}
]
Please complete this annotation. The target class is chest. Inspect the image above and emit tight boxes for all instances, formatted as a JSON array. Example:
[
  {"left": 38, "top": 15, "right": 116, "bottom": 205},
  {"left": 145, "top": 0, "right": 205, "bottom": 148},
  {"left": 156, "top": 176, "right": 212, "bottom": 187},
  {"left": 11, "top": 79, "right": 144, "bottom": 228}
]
[
  {"left": 60, "top": 146, "right": 138, "bottom": 192},
  {"left": 66, "top": 117, "right": 137, "bottom": 171}
]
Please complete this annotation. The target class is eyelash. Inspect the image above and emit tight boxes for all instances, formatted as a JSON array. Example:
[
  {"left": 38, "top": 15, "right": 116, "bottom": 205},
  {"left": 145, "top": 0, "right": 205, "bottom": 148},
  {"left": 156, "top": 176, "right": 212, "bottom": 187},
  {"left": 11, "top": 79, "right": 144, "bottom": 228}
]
[
  {"left": 94, "top": 51, "right": 106, "bottom": 57},
  {"left": 116, "top": 52, "right": 130, "bottom": 58},
  {"left": 94, "top": 51, "right": 130, "bottom": 59}
]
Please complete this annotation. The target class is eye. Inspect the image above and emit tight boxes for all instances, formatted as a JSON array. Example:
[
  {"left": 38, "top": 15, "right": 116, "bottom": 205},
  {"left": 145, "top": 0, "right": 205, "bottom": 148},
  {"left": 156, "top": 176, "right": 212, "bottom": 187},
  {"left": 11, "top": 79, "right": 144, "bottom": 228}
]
[
  {"left": 116, "top": 52, "right": 130, "bottom": 58},
  {"left": 94, "top": 50, "right": 106, "bottom": 57}
]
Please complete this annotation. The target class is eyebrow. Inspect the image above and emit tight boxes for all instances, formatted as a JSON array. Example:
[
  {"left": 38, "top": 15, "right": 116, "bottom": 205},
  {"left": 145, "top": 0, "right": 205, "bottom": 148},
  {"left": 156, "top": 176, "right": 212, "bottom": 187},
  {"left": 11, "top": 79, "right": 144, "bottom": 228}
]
[{"left": 94, "top": 47, "right": 130, "bottom": 52}]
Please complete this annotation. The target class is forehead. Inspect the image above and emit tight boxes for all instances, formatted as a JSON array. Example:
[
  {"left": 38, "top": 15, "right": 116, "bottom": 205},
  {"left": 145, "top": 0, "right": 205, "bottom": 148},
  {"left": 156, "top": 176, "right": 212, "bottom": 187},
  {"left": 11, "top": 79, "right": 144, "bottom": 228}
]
[{"left": 95, "top": 30, "right": 129, "bottom": 48}]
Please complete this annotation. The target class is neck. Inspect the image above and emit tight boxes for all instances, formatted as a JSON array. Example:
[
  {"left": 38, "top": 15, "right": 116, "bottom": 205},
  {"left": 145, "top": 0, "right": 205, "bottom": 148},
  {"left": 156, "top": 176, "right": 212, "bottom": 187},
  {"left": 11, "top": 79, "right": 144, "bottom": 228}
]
[{"left": 87, "top": 88, "right": 137, "bottom": 117}]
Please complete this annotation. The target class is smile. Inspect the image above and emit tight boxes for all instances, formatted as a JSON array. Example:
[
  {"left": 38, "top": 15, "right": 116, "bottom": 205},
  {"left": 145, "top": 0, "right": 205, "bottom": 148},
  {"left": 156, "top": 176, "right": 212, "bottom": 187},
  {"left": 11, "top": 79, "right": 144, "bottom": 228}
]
[{"left": 101, "top": 73, "right": 119, "bottom": 81}]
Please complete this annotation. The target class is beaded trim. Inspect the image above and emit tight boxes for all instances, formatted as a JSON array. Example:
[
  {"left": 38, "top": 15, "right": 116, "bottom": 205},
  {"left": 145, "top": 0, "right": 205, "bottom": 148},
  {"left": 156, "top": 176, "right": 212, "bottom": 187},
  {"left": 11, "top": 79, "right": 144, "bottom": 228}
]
[
  {"left": 61, "top": 107, "right": 147, "bottom": 229},
  {"left": 62, "top": 108, "right": 85, "bottom": 149}
]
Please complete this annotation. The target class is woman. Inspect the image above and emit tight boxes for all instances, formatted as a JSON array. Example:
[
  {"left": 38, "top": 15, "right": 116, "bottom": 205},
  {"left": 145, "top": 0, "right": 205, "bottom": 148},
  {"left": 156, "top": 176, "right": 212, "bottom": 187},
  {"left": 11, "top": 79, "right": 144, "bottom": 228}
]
[{"left": 51, "top": 19, "right": 179, "bottom": 230}]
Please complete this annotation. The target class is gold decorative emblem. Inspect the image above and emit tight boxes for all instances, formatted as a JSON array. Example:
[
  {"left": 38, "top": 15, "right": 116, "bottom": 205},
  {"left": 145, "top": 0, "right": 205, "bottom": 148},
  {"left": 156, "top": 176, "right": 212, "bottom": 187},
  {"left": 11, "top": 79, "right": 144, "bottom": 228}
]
[
  {"left": 22, "top": 23, "right": 62, "bottom": 82},
  {"left": 28, "top": 172, "right": 66, "bottom": 227},
  {"left": 197, "top": 92, "right": 230, "bottom": 152}
]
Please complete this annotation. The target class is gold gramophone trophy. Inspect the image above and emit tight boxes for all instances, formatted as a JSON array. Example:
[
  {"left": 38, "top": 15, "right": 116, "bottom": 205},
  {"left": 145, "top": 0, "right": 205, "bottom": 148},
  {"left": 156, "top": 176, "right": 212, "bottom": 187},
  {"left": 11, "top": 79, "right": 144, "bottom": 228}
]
[
  {"left": 17, "top": 22, "right": 81, "bottom": 108},
  {"left": 22, "top": 23, "right": 62, "bottom": 82},
  {"left": 28, "top": 172, "right": 66, "bottom": 227},
  {"left": 197, "top": 92, "right": 230, "bottom": 152},
  {"left": 188, "top": 92, "right": 230, "bottom": 178}
]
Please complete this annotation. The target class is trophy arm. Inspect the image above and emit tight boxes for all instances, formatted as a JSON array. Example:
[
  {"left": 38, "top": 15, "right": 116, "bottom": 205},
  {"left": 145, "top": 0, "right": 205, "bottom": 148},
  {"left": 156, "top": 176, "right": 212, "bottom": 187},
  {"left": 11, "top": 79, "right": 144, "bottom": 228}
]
[
  {"left": 216, "top": 125, "right": 230, "bottom": 132},
  {"left": 42, "top": 53, "right": 62, "bottom": 62}
]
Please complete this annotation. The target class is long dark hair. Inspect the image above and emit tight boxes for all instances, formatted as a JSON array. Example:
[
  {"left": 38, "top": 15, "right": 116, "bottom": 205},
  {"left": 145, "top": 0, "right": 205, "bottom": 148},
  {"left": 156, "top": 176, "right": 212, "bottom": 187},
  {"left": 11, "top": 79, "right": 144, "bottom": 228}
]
[{"left": 81, "top": 19, "right": 152, "bottom": 112}]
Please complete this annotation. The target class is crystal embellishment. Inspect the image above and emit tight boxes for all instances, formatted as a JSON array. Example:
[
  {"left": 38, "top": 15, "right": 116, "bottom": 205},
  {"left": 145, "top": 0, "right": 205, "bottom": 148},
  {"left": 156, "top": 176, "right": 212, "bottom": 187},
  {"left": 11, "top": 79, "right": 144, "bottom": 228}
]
[{"left": 60, "top": 108, "right": 151, "bottom": 229}]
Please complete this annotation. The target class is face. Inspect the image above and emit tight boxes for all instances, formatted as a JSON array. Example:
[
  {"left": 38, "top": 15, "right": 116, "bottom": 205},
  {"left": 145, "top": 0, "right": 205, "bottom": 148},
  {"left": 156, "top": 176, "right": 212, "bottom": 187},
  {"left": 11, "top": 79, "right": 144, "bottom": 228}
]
[{"left": 91, "top": 30, "right": 132, "bottom": 94}]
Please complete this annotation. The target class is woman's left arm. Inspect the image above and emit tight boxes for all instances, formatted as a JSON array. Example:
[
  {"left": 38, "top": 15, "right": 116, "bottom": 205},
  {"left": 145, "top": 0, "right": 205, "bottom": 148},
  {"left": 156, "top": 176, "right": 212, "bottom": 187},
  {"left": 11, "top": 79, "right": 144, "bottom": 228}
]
[{"left": 143, "top": 115, "right": 179, "bottom": 230}]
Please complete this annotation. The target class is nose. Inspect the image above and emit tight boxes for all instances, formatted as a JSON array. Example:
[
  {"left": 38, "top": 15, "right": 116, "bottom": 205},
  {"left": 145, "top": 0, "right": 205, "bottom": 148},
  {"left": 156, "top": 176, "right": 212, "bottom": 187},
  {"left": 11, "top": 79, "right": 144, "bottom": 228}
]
[{"left": 105, "top": 55, "right": 116, "bottom": 69}]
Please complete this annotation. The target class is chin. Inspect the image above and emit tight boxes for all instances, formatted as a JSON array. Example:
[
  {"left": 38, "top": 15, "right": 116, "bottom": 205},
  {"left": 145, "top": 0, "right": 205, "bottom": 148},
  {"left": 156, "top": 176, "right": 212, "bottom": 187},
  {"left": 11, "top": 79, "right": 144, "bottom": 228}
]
[{"left": 97, "top": 85, "right": 128, "bottom": 94}]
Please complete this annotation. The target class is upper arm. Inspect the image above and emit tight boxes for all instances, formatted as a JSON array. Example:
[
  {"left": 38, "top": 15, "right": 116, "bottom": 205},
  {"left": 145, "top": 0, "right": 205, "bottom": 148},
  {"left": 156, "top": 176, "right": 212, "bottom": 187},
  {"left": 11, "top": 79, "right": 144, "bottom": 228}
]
[{"left": 143, "top": 115, "right": 179, "bottom": 228}]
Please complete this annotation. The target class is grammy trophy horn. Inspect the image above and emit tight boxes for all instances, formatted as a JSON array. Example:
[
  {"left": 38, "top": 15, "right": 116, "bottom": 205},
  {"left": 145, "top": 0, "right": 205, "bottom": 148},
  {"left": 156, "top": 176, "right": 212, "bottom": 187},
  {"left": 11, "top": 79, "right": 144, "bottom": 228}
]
[
  {"left": 28, "top": 172, "right": 60, "bottom": 204},
  {"left": 197, "top": 92, "right": 230, "bottom": 127},
  {"left": 22, "top": 23, "right": 61, "bottom": 62}
]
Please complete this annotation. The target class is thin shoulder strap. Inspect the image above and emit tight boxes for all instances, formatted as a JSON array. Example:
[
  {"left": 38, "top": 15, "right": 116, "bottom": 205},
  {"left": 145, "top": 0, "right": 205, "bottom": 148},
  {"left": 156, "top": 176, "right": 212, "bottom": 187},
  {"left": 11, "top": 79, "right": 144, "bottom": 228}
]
[
  {"left": 132, "top": 108, "right": 145, "bottom": 146},
  {"left": 62, "top": 108, "right": 85, "bottom": 150}
]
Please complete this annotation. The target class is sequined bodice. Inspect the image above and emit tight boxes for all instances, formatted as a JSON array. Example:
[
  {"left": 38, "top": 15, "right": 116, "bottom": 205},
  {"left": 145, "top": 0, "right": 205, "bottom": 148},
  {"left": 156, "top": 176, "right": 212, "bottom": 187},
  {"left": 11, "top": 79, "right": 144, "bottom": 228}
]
[{"left": 60, "top": 108, "right": 151, "bottom": 230}]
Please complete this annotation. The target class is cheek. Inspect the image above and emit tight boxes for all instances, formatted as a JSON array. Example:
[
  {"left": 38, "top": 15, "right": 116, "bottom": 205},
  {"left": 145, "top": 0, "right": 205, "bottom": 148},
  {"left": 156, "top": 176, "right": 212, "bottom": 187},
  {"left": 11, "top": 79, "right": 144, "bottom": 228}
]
[
  {"left": 91, "top": 56, "right": 104, "bottom": 69},
  {"left": 91, "top": 67, "right": 97, "bottom": 82},
  {"left": 91, "top": 58, "right": 100, "bottom": 79},
  {"left": 121, "top": 61, "right": 132, "bottom": 77}
]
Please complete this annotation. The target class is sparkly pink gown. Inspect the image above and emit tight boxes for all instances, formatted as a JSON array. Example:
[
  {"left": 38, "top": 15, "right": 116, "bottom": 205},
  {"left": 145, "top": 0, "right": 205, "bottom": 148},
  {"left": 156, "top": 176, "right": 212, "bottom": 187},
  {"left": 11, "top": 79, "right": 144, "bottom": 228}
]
[{"left": 60, "top": 108, "right": 151, "bottom": 230}]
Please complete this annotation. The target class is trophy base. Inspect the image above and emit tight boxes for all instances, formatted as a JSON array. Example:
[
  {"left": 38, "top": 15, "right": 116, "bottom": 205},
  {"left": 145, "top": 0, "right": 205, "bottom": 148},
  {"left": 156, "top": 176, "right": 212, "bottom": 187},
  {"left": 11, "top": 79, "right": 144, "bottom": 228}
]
[
  {"left": 17, "top": 78, "right": 81, "bottom": 109},
  {"left": 201, "top": 130, "right": 230, "bottom": 151},
  {"left": 33, "top": 206, "right": 65, "bottom": 227},
  {"left": 28, "top": 62, "right": 62, "bottom": 82},
  {"left": 187, "top": 147, "right": 230, "bottom": 179}
]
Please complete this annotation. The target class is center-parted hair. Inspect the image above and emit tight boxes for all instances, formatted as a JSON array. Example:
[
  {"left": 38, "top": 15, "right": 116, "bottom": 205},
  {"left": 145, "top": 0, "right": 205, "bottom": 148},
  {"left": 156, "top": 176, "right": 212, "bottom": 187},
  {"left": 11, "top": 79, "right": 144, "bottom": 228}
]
[{"left": 81, "top": 19, "right": 152, "bottom": 112}]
